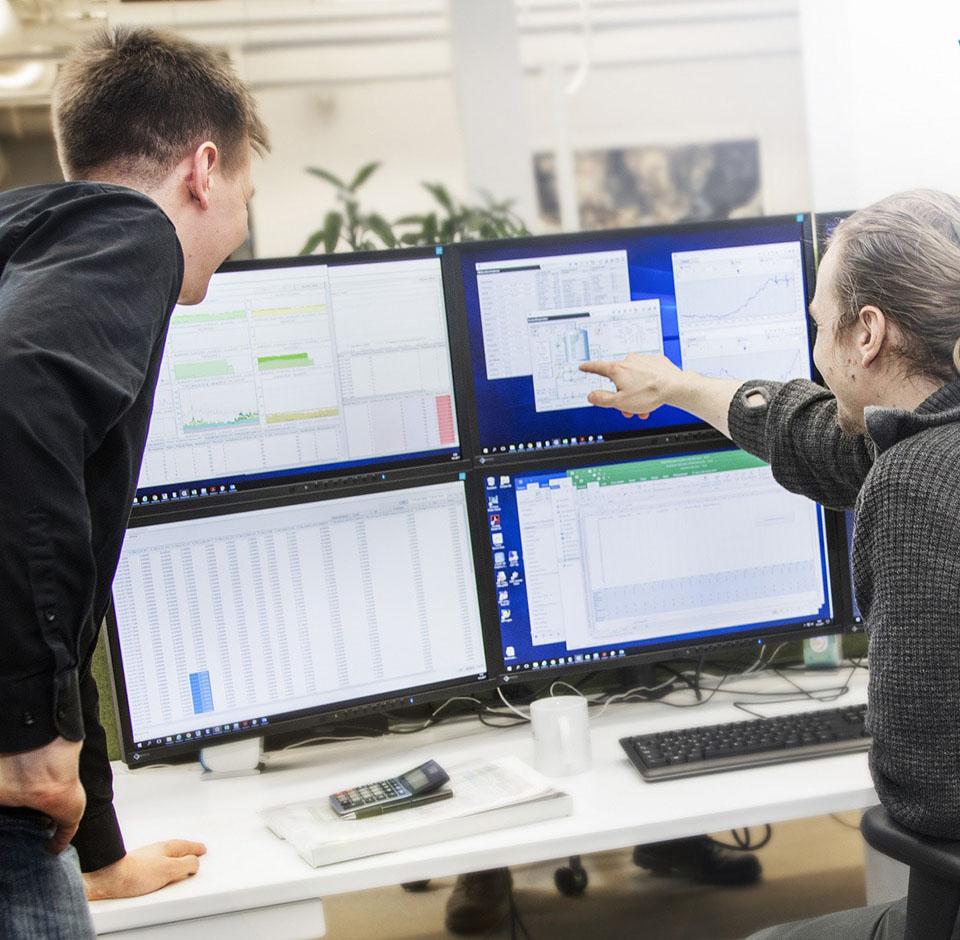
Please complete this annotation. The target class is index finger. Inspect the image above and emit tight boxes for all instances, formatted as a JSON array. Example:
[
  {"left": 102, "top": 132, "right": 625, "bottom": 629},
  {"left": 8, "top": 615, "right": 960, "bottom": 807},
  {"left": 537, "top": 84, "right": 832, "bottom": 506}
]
[
  {"left": 578, "top": 360, "right": 616, "bottom": 379},
  {"left": 159, "top": 839, "right": 207, "bottom": 858}
]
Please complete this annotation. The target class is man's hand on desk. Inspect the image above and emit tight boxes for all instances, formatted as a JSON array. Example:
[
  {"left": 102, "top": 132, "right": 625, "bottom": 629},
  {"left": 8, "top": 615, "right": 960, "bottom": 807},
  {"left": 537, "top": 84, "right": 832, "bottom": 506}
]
[{"left": 83, "top": 839, "right": 207, "bottom": 900}]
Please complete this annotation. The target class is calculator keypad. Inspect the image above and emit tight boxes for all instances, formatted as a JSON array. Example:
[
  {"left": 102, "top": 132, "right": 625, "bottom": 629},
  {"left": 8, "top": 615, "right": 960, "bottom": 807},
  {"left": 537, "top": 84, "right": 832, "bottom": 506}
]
[{"left": 332, "top": 777, "right": 412, "bottom": 812}]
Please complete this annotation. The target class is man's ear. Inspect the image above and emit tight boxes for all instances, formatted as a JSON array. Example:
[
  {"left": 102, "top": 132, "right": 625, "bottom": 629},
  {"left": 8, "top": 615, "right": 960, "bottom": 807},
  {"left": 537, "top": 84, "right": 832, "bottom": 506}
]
[
  {"left": 185, "top": 141, "right": 218, "bottom": 211},
  {"left": 857, "top": 305, "right": 887, "bottom": 368}
]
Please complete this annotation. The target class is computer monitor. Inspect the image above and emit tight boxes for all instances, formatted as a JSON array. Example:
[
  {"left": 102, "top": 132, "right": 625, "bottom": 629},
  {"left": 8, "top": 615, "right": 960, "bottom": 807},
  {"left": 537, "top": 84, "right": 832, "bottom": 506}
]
[
  {"left": 447, "top": 214, "right": 816, "bottom": 462},
  {"left": 814, "top": 210, "right": 853, "bottom": 267},
  {"left": 105, "top": 471, "right": 495, "bottom": 765},
  {"left": 134, "top": 247, "right": 468, "bottom": 508},
  {"left": 480, "top": 445, "right": 844, "bottom": 680}
]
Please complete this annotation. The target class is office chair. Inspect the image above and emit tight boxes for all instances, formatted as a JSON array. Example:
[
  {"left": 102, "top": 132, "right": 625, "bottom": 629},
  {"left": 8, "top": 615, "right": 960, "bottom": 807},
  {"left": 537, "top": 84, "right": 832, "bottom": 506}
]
[{"left": 860, "top": 804, "right": 960, "bottom": 940}]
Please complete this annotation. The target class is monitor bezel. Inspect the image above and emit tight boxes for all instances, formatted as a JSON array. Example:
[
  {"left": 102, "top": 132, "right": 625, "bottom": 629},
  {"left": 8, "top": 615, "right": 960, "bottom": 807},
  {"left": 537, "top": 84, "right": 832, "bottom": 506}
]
[
  {"left": 132, "top": 245, "right": 474, "bottom": 514},
  {"left": 472, "top": 439, "right": 851, "bottom": 686},
  {"left": 107, "top": 467, "right": 501, "bottom": 766},
  {"left": 444, "top": 213, "right": 818, "bottom": 468}
]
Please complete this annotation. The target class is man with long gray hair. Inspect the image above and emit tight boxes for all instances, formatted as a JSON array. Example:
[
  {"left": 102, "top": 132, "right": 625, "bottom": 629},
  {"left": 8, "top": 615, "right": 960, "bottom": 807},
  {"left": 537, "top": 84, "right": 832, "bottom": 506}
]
[{"left": 582, "top": 189, "right": 960, "bottom": 939}]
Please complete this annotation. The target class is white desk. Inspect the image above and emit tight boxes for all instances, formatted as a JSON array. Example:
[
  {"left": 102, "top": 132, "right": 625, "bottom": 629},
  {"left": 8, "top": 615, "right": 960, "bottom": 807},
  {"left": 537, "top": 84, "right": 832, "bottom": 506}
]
[{"left": 90, "top": 668, "right": 876, "bottom": 939}]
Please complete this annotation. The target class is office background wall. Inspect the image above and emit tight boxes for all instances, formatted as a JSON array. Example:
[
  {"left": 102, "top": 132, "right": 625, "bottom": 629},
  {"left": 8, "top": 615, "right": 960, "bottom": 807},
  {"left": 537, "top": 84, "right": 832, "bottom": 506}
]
[
  {"left": 799, "top": 0, "right": 960, "bottom": 212},
  {"left": 2, "top": 1, "right": 959, "bottom": 246},
  {"left": 235, "top": 0, "right": 816, "bottom": 254},
  {"left": 0, "top": 0, "right": 813, "bottom": 256}
]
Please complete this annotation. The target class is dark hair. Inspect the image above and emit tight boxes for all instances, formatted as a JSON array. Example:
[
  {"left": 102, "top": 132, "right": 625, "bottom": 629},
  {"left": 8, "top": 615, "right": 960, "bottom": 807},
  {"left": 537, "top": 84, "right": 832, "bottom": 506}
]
[
  {"left": 828, "top": 189, "right": 960, "bottom": 384},
  {"left": 53, "top": 26, "right": 269, "bottom": 182}
]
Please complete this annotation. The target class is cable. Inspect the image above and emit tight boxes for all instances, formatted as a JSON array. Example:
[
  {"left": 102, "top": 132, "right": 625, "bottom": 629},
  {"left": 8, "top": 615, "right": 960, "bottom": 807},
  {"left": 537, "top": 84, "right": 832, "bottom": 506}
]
[
  {"left": 497, "top": 686, "right": 531, "bottom": 722},
  {"left": 387, "top": 696, "right": 485, "bottom": 734},
  {"left": 830, "top": 812, "right": 863, "bottom": 831},
  {"left": 281, "top": 735, "right": 370, "bottom": 751},
  {"left": 709, "top": 825, "right": 773, "bottom": 851}
]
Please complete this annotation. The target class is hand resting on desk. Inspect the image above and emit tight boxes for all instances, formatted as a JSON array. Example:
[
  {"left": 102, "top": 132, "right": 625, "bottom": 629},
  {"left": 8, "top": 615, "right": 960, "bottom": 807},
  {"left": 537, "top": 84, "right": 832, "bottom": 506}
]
[{"left": 83, "top": 839, "right": 207, "bottom": 900}]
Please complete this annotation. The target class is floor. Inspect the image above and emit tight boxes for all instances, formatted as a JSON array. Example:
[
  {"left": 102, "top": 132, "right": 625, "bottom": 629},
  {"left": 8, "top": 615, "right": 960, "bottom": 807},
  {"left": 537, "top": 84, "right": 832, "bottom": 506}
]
[{"left": 317, "top": 812, "right": 870, "bottom": 940}]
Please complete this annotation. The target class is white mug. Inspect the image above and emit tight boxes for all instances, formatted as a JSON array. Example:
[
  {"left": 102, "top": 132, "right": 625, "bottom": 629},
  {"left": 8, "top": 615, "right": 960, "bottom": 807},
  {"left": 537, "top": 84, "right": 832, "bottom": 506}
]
[{"left": 529, "top": 695, "right": 591, "bottom": 777}]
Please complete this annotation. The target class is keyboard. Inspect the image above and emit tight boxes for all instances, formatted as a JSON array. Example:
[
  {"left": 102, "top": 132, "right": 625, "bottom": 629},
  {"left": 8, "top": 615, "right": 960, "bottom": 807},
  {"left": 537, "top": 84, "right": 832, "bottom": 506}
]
[{"left": 620, "top": 703, "right": 870, "bottom": 781}]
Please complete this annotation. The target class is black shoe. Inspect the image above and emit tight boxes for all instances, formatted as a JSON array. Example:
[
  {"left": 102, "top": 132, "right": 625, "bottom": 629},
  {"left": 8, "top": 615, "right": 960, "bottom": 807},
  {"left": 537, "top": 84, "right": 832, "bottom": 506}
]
[
  {"left": 444, "top": 868, "right": 512, "bottom": 935},
  {"left": 632, "top": 836, "right": 761, "bottom": 886}
]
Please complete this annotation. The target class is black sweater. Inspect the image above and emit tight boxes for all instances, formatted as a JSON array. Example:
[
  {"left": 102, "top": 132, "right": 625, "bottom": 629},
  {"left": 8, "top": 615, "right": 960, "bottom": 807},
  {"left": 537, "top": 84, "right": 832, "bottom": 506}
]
[
  {"left": 0, "top": 182, "right": 183, "bottom": 868},
  {"left": 729, "top": 377, "right": 960, "bottom": 838}
]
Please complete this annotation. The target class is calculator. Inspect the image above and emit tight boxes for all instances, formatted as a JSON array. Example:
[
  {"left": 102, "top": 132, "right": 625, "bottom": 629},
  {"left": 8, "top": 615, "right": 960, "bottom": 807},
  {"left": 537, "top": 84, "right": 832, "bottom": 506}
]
[{"left": 329, "top": 759, "right": 450, "bottom": 816}]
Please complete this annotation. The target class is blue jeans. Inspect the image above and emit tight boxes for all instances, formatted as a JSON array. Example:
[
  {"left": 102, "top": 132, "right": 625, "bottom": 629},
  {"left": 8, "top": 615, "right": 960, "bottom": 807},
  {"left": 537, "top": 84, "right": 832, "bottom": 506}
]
[{"left": 0, "top": 808, "right": 96, "bottom": 939}]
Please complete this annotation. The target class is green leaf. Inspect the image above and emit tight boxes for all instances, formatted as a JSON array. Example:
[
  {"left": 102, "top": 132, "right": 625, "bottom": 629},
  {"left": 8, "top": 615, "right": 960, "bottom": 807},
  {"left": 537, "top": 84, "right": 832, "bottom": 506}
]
[
  {"left": 400, "top": 232, "right": 424, "bottom": 245},
  {"left": 306, "top": 167, "right": 346, "bottom": 190},
  {"left": 439, "top": 218, "right": 458, "bottom": 243},
  {"left": 349, "top": 161, "right": 381, "bottom": 192},
  {"left": 393, "top": 214, "right": 425, "bottom": 226},
  {"left": 423, "top": 182, "right": 455, "bottom": 215},
  {"left": 322, "top": 210, "right": 343, "bottom": 253},
  {"left": 299, "top": 229, "right": 327, "bottom": 256},
  {"left": 366, "top": 213, "right": 397, "bottom": 248}
]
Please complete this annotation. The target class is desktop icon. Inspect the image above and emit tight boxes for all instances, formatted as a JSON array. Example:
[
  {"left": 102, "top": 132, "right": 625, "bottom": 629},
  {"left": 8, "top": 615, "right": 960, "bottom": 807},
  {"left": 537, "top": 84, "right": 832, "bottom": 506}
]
[
  {"left": 500, "top": 608, "right": 512, "bottom": 623},
  {"left": 505, "top": 645, "right": 516, "bottom": 658},
  {"left": 498, "top": 590, "right": 510, "bottom": 606},
  {"left": 507, "top": 550, "right": 519, "bottom": 566},
  {"left": 491, "top": 532, "right": 504, "bottom": 547}
]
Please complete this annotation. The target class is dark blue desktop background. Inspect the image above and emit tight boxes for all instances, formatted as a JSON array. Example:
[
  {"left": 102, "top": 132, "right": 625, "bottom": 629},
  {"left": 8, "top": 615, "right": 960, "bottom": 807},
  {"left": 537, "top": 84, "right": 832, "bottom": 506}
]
[{"left": 457, "top": 217, "right": 813, "bottom": 452}]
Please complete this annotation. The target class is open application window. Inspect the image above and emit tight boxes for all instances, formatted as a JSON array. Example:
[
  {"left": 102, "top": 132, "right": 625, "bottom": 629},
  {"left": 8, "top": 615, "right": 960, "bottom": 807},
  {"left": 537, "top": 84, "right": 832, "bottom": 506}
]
[
  {"left": 453, "top": 215, "right": 815, "bottom": 458},
  {"left": 485, "top": 448, "right": 838, "bottom": 677},
  {"left": 108, "top": 477, "right": 487, "bottom": 762},
  {"left": 136, "top": 253, "right": 460, "bottom": 504}
]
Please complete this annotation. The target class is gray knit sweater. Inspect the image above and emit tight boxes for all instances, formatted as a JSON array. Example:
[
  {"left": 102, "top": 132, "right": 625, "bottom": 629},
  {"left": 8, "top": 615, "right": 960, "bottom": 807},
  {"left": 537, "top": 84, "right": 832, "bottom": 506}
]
[{"left": 728, "top": 377, "right": 960, "bottom": 838}]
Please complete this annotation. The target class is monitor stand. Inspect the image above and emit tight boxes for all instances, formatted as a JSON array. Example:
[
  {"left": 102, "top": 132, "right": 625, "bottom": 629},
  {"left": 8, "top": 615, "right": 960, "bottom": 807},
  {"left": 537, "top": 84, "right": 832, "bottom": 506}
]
[
  {"left": 617, "top": 662, "right": 673, "bottom": 701},
  {"left": 199, "top": 736, "right": 263, "bottom": 780}
]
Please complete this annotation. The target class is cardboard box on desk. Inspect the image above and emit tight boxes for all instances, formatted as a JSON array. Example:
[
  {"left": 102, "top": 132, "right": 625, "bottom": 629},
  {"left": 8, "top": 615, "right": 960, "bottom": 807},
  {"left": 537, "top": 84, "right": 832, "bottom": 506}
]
[{"left": 262, "top": 755, "right": 572, "bottom": 867}]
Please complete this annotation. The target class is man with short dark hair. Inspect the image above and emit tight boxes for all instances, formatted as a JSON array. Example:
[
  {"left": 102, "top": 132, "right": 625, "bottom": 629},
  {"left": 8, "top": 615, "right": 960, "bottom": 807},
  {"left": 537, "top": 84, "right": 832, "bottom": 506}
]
[
  {"left": 582, "top": 189, "right": 960, "bottom": 939},
  {"left": 0, "top": 26, "right": 268, "bottom": 938}
]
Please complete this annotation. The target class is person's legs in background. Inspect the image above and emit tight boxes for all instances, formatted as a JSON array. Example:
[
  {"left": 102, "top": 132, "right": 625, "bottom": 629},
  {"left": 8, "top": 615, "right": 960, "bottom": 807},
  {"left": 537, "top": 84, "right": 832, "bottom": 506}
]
[
  {"left": 439, "top": 835, "right": 760, "bottom": 935},
  {"left": 0, "top": 809, "right": 96, "bottom": 940}
]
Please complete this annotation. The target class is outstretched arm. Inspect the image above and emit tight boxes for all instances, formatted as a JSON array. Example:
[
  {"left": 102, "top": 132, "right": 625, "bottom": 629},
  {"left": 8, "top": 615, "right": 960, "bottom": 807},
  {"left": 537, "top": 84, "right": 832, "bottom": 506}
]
[{"left": 579, "top": 354, "right": 745, "bottom": 438}]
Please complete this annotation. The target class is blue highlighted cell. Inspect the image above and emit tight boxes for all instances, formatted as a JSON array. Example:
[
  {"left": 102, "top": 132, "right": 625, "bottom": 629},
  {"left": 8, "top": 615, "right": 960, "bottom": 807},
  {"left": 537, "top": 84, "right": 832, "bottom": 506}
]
[{"left": 189, "top": 671, "right": 214, "bottom": 714}]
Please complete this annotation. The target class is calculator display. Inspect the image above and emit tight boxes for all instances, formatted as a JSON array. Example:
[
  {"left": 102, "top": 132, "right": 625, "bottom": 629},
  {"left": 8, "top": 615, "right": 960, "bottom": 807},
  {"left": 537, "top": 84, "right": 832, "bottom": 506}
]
[{"left": 401, "top": 768, "right": 429, "bottom": 790}]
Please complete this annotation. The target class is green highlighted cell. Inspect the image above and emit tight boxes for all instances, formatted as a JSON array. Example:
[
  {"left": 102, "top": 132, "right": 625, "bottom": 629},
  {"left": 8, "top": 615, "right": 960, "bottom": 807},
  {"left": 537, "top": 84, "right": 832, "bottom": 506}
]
[
  {"left": 173, "top": 309, "right": 246, "bottom": 324},
  {"left": 566, "top": 450, "right": 768, "bottom": 488},
  {"left": 174, "top": 360, "right": 235, "bottom": 379},
  {"left": 257, "top": 353, "right": 314, "bottom": 371}
]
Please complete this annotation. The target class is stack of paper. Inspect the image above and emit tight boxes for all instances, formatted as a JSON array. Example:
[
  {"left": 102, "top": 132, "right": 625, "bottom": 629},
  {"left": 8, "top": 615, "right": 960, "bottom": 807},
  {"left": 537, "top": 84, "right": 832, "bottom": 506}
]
[{"left": 262, "top": 755, "right": 572, "bottom": 867}]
